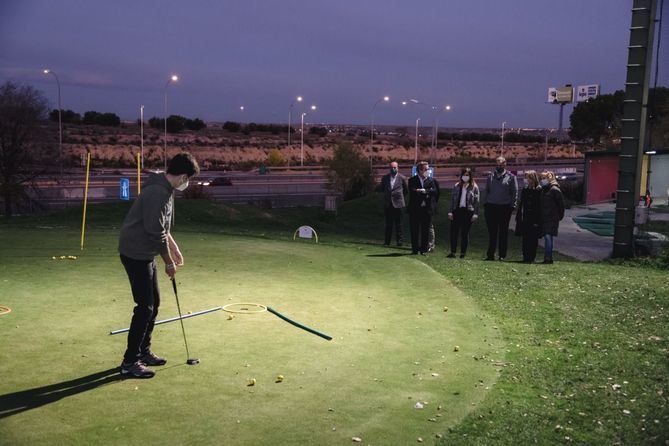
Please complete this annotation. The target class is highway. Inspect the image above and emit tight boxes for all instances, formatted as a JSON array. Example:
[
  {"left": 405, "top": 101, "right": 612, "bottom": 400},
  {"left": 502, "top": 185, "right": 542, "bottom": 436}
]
[{"left": 29, "top": 159, "right": 583, "bottom": 208}]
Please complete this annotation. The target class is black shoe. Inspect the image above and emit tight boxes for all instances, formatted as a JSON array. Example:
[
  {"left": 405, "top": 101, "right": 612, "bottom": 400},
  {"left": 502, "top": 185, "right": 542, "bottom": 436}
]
[
  {"left": 396, "top": 243, "right": 403, "bottom": 247},
  {"left": 484, "top": 256, "right": 495, "bottom": 261},
  {"left": 140, "top": 351, "right": 167, "bottom": 366},
  {"left": 498, "top": 257, "right": 505, "bottom": 262},
  {"left": 411, "top": 250, "right": 419, "bottom": 255},
  {"left": 420, "top": 251, "right": 428, "bottom": 256},
  {"left": 447, "top": 253, "right": 456, "bottom": 258},
  {"left": 543, "top": 258, "right": 554, "bottom": 264},
  {"left": 460, "top": 254, "right": 466, "bottom": 259},
  {"left": 120, "top": 361, "right": 155, "bottom": 379}
]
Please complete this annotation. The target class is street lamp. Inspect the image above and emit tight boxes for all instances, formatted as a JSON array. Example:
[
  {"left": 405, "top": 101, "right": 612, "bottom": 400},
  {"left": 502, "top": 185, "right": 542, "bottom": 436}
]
[
  {"left": 43, "top": 69, "right": 62, "bottom": 175},
  {"left": 432, "top": 105, "right": 452, "bottom": 155},
  {"left": 288, "top": 96, "right": 303, "bottom": 146},
  {"left": 371, "top": 96, "right": 390, "bottom": 149},
  {"left": 300, "top": 105, "right": 317, "bottom": 167},
  {"left": 163, "top": 74, "right": 179, "bottom": 170},
  {"left": 501, "top": 121, "right": 507, "bottom": 156},
  {"left": 403, "top": 99, "right": 427, "bottom": 164},
  {"left": 140, "top": 105, "right": 144, "bottom": 169},
  {"left": 414, "top": 118, "right": 421, "bottom": 164}
]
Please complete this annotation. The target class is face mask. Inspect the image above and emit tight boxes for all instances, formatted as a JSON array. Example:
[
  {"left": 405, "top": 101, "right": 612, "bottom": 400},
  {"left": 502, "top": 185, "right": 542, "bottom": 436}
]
[
  {"left": 461, "top": 175, "right": 470, "bottom": 183},
  {"left": 175, "top": 178, "right": 189, "bottom": 191},
  {"left": 540, "top": 179, "right": 550, "bottom": 188},
  {"left": 495, "top": 166, "right": 505, "bottom": 174},
  {"left": 390, "top": 168, "right": 398, "bottom": 175}
]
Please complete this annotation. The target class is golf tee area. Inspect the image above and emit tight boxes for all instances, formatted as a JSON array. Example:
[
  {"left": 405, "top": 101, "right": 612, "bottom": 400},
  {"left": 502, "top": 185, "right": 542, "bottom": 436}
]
[{"left": 0, "top": 197, "right": 667, "bottom": 445}]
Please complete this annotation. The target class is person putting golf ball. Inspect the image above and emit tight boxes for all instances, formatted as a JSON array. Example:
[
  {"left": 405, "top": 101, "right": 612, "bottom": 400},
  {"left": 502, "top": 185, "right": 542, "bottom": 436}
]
[{"left": 118, "top": 152, "right": 199, "bottom": 379}]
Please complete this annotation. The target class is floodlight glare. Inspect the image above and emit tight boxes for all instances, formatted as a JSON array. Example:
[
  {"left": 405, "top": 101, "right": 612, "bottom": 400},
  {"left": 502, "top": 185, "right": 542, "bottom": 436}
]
[
  {"left": 383, "top": 96, "right": 390, "bottom": 102},
  {"left": 171, "top": 75, "right": 179, "bottom": 82},
  {"left": 43, "top": 69, "right": 50, "bottom": 74},
  {"left": 297, "top": 96, "right": 303, "bottom": 102},
  {"left": 310, "top": 105, "right": 317, "bottom": 111}
]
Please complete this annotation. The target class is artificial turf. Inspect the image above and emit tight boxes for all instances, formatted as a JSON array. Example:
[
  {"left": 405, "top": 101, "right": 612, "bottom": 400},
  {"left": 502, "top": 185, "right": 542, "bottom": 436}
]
[{"left": 0, "top": 222, "right": 501, "bottom": 445}]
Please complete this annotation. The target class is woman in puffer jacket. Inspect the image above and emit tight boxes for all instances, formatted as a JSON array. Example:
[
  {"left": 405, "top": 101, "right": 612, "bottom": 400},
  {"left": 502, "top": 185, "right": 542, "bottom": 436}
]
[{"left": 539, "top": 171, "right": 565, "bottom": 264}]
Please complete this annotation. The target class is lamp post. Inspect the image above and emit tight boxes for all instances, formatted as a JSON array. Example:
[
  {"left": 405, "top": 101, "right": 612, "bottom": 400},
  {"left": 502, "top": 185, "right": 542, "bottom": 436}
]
[
  {"left": 432, "top": 105, "right": 451, "bottom": 164},
  {"left": 414, "top": 118, "right": 421, "bottom": 164},
  {"left": 370, "top": 96, "right": 390, "bottom": 149},
  {"left": 403, "top": 99, "right": 427, "bottom": 164},
  {"left": 300, "top": 105, "right": 317, "bottom": 167},
  {"left": 43, "top": 69, "right": 62, "bottom": 175},
  {"left": 501, "top": 121, "right": 507, "bottom": 157},
  {"left": 140, "top": 105, "right": 144, "bottom": 169},
  {"left": 163, "top": 74, "right": 179, "bottom": 170},
  {"left": 288, "top": 96, "right": 303, "bottom": 146}
]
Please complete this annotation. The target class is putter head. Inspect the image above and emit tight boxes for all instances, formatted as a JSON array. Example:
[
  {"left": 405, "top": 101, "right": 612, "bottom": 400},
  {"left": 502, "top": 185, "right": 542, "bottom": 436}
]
[{"left": 187, "top": 358, "right": 200, "bottom": 365}]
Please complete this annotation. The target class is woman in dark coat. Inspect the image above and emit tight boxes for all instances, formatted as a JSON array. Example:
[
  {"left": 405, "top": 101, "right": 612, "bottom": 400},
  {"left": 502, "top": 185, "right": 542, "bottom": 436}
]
[
  {"left": 515, "top": 170, "right": 542, "bottom": 263},
  {"left": 539, "top": 171, "right": 565, "bottom": 264}
]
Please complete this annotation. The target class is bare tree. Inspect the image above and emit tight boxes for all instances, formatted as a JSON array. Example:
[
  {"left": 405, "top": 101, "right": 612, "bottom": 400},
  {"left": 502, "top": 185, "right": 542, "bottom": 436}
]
[{"left": 0, "top": 82, "right": 49, "bottom": 216}]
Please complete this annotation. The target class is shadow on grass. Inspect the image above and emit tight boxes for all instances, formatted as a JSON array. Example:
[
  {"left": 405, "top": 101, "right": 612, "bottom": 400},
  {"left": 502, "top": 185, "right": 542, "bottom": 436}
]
[{"left": 0, "top": 367, "right": 122, "bottom": 419}]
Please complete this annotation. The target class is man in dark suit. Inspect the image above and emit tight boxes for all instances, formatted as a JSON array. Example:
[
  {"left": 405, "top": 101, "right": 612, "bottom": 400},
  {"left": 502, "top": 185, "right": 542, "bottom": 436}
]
[
  {"left": 380, "top": 161, "right": 408, "bottom": 246},
  {"left": 408, "top": 161, "right": 438, "bottom": 255}
]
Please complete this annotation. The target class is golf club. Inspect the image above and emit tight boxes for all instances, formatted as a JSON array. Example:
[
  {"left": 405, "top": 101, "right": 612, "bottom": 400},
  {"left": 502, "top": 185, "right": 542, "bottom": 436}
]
[{"left": 171, "top": 277, "right": 199, "bottom": 365}]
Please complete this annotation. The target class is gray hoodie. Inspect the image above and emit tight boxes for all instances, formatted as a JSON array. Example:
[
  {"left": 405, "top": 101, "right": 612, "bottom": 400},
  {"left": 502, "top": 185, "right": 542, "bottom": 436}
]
[{"left": 118, "top": 172, "right": 173, "bottom": 260}]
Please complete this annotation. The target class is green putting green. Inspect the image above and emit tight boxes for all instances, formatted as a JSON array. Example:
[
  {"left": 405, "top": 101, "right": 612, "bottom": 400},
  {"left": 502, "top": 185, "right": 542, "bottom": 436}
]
[
  {"left": 573, "top": 211, "right": 615, "bottom": 236},
  {"left": 0, "top": 228, "right": 502, "bottom": 445}
]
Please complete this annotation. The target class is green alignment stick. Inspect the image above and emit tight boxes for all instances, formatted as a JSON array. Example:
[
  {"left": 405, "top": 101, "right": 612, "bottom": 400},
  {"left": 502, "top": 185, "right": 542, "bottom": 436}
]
[{"left": 267, "top": 307, "right": 332, "bottom": 341}]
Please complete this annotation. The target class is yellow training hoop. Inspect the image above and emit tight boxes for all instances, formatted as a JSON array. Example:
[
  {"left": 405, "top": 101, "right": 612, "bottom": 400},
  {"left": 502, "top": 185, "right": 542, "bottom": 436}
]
[
  {"left": 221, "top": 303, "right": 268, "bottom": 314},
  {"left": 0, "top": 305, "right": 12, "bottom": 315}
]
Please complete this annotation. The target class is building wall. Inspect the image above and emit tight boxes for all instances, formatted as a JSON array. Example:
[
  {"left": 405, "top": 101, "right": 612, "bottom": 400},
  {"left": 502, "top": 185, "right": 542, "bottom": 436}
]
[
  {"left": 585, "top": 155, "right": 619, "bottom": 204},
  {"left": 648, "top": 154, "right": 669, "bottom": 204}
]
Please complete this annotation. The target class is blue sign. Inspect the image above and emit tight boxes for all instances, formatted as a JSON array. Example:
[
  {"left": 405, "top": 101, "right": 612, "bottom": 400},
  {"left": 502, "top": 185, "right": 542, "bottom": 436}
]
[
  {"left": 120, "top": 178, "right": 130, "bottom": 201},
  {"left": 411, "top": 166, "right": 434, "bottom": 178}
]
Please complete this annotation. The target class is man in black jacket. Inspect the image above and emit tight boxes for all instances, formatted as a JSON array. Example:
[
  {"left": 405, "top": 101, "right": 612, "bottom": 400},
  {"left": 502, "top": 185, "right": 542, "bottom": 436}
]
[
  {"left": 379, "top": 161, "right": 408, "bottom": 246},
  {"left": 407, "top": 161, "right": 438, "bottom": 255},
  {"left": 118, "top": 152, "right": 199, "bottom": 378}
]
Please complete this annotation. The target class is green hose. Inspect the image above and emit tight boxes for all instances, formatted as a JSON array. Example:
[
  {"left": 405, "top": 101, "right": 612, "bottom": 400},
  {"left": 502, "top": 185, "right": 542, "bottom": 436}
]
[{"left": 267, "top": 307, "right": 332, "bottom": 341}]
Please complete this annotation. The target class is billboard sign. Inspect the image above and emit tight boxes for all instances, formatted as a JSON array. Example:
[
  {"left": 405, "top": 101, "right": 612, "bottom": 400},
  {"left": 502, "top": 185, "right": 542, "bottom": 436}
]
[
  {"left": 556, "top": 86, "right": 573, "bottom": 103},
  {"left": 548, "top": 86, "right": 573, "bottom": 103},
  {"left": 547, "top": 87, "right": 559, "bottom": 103},
  {"left": 576, "top": 84, "right": 600, "bottom": 102}
]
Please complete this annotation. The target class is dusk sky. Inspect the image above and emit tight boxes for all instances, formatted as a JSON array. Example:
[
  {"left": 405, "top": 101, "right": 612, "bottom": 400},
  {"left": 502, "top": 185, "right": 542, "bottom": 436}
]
[{"left": 1, "top": 1, "right": 667, "bottom": 128}]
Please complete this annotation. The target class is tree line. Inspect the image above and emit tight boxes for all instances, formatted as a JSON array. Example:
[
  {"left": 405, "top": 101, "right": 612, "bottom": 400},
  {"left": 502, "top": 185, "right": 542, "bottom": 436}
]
[{"left": 569, "top": 87, "right": 668, "bottom": 148}]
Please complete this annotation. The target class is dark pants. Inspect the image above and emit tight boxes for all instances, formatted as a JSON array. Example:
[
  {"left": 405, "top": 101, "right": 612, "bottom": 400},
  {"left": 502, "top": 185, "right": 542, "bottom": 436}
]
[
  {"left": 485, "top": 204, "right": 513, "bottom": 259},
  {"left": 120, "top": 254, "right": 161, "bottom": 364},
  {"left": 450, "top": 208, "right": 474, "bottom": 255},
  {"left": 521, "top": 232, "right": 539, "bottom": 262},
  {"left": 384, "top": 206, "right": 404, "bottom": 245},
  {"left": 409, "top": 210, "right": 431, "bottom": 254}
]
